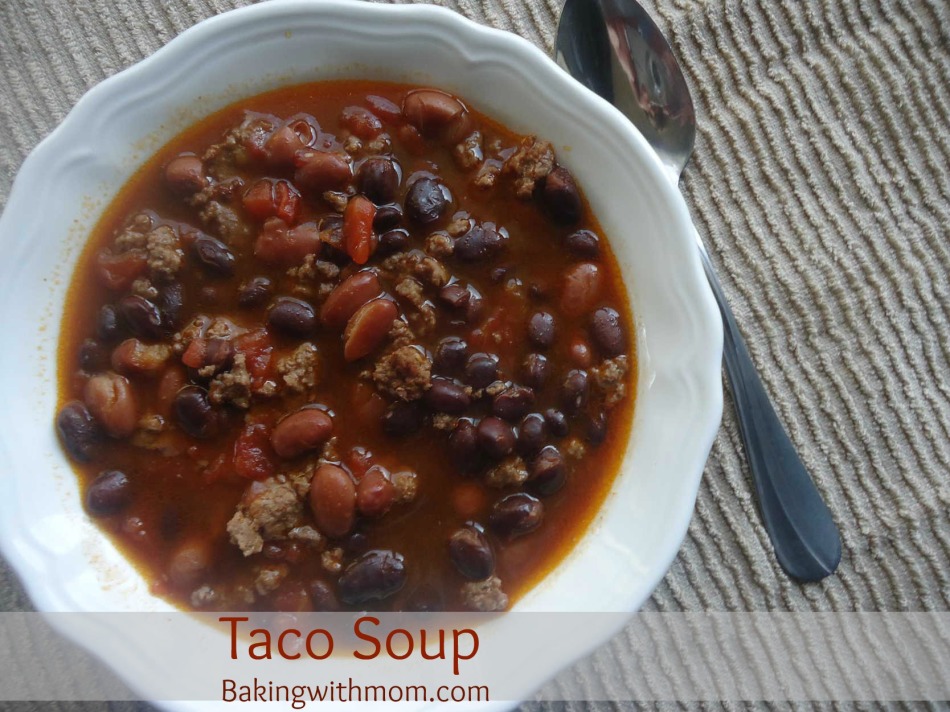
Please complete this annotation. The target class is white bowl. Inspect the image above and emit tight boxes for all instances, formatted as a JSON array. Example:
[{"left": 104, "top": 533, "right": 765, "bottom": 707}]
[{"left": 0, "top": 0, "right": 722, "bottom": 707}]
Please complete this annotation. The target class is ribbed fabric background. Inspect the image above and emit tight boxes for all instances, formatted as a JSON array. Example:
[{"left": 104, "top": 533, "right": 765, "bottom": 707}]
[{"left": 1, "top": 0, "right": 949, "bottom": 709}]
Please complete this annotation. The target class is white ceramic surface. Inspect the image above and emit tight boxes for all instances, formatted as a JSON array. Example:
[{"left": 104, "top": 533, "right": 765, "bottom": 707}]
[{"left": 0, "top": 0, "right": 723, "bottom": 708}]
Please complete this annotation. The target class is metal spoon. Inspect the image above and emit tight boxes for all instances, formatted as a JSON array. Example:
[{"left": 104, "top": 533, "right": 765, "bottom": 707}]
[{"left": 555, "top": 0, "right": 842, "bottom": 581}]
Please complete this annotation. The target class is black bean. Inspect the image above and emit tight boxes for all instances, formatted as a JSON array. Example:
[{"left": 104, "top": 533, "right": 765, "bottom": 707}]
[
  {"left": 490, "top": 493, "right": 543, "bottom": 538},
  {"left": 528, "top": 445, "right": 566, "bottom": 497},
  {"left": 425, "top": 378, "right": 471, "bottom": 415},
  {"left": 96, "top": 304, "right": 123, "bottom": 342},
  {"left": 492, "top": 385, "right": 535, "bottom": 421},
  {"left": 522, "top": 353, "right": 549, "bottom": 391},
  {"left": 527, "top": 311, "right": 556, "bottom": 348},
  {"left": 560, "top": 370, "right": 589, "bottom": 414},
  {"left": 373, "top": 204, "right": 403, "bottom": 231},
  {"left": 267, "top": 297, "right": 317, "bottom": 337},
  {"left": 174, "top": 386, "right": 220, "bottom": 439},
  {"left": 118, "top": 295, "right": 163, "bottom": 340},
  {"left": 193, "top": 234, "right": 236, "bottom": 276},
  {"left": 449, "top": 419, "right": 479, "bottom": 469},
  {"left": 309, "top": 580, "right": 341, "bottom": 611},
  {"left": 338, "top": 549, "right": 406, "bottom": 604},
  {"left": 405, "top": 177, "right": 451, "bottom": 224},
  {"left": 539, "top": 166, "right": 582, "bottom": 225},
  {"left": 357, "top": 157, "right": 400, "bottom": 205},
  {"left": 465, "top": 288, "right": 484, "bottom": 324},
  {"left": 565, "top": 229, "right": 600, "bottom": 258},
  {"left": 589, "top": 307, "right": 625, "bottom": 356},
  {"left": 79, "top": 339, "right": 106, "bottom": 372},
  {"left": 438, "top": 283, "right": 470, "bottom": 310},
  {"left": 454, "top": 224, "right": 506, "bottom": 262},
  {"left": 434, "top": 337, "right": 468, "bottom": 375},
  {"left": 476, "top": 416, "right": 516, "bottom": 459},
  {"left": 518, "top": 413, "right": 547, "bottom": 456},
  {"left": 464, "top": 353, "right": 498, "bottom": 389},
  {"left": 586, "top": 411, "right": 608, "bottom": 445},
  {"left": 86, "top": 470, "right": 132, "bottom": 517},
  {"left": 448, "top": 524, "right": 494, "bottom": 580},
  {"left": 157, "top": 282, "right": 184, "bottom": 332},
  {"left": 381, "top": 401, "right": 424, "bottom": 437},
  {"left": 544, "top": 408, "right": 569, "bottom": 437},
  {"left": 56, "top": 401, "right": 101, "bottom": 462},
  {"left": 490, "top": 266, "right": 509, "bottom": 283},
  {"left": 377, "top": 229, "right": 409, "bottom": 256},
  {"left": 238, "top": 276, "right": 273, "bottom": 308}
]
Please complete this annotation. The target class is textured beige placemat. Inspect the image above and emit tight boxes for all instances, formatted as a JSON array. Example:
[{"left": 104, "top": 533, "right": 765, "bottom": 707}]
[{"left": 2, "top": 0, "right": 949, "bottom": 709}]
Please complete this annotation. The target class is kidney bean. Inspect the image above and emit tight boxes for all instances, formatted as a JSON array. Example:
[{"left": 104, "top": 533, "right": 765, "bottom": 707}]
[
  {"left": 338, "top": 549, "right": 406, "bottom": 604},
  {"left": 405, "top": 177, "right": 451, "bottom": 224},
  {"left": 193, "top": 234, "right": 236, "bottom": 276},
  {"left": 434, "top": 337, "right": 468, "bottom": 375},
  {"left": 490, "top": 493, "right": 543, "bottom": 538},
  {"left": 357, "top": 467, "right": 396, "bottom": 518},
  {"left": 343, "top": 298, "right": 398, "bottom": 361},
  {"left": 373, "top": 204, "right": 403, "bottom": 232},
  {"left": 589, "top": 307, "right": 625, "bottom": 356},
  {"left": 343, "top": 195, "right": 377, "bottom": 265},
  {"left": 181, "top": 337, "right": 233, "bottom": 373},
  {"left": 464, "top": 353, "right": 498, "bottom": 389},
  {"left": 96, "top": 304, "right": 123, "bottom": 342},
  {"left": 164, "top": 155, "right": 205, "bottom": 195},
  {"left": 271, "top": 408, "right": 333, "bottom": 459},
  {"left": 425, "top": 378, "right": 471, "bottom": 414},
  {"left": 168, "top": 539, "right": 210, "bottom": 586},
  {"left": 560, "top": 262, "right": 603, "bottom": 318},
  {"left": 265, "top": 125, "right": 309, "bottom": 167},
  {"left": 560, "top": 370, "right": 590, "bottom": 414},
  {"left": 492, "top": 385, "right": 535, "bottom": 421},
  {"left": 84, "top": 372, "right": 137, "bottom": 438},
  {"left": 527, "top": 311, "right": 556, "bottom": 348},
  {"left": 518, "top": 413, "right": 547, "bottom": 456},
  {"left": 320, "top": 271, "right": 382, "bottom": 329},
  {"left": 357, "top": 157, "right": 400, "bottom": 205},
  {"left": 267, "top": 297, "right": 317, "bottom": 337},
  {"left": 528, "top": 445, "right": 566, "bottom": 497},
  {"left": 254, "top": 218, "right": 322, "bottom": 266},
  {"left": 569, "top": 337, "right": 593, "bottom": 368},
  {"left": 544, "top": 408, "right": 569, "bottom": 437},
  {"left": 449, "top": 418, "right": 479, "bottom": 468},
  {"left": 402, "top": 90, "right": 471, "bottom": 142},
  {"left": 309, "top": 463, "right": 356, "bottom": 538},
  {"left": 57, "top": 401, "right": 101, "bottom": 461},
  {"left": 341, "top": 105, "right": 383, "bottom": 139},
  {"left": 381, "top": 400, "right": 424, "bottom": 437},
  {"left": 118, "top": 295, "right": 163, "bottom": 340},
  {"left": 476, "top": 416, "right": 515, "bottom": 459},
  {"left": 377, "top": 228, "right": 409, "bottom": 256},
  {"left": 565, "top": 229, "right": 600, "bottom": 258},
  {"left": 96, "top": 249, "right": 148, "bottom": 291},
  {"left": 586, "top": 411, "right": 608, "bottom": 445},
  {"left": 86, "top": 469, "right": 132, "bottom": 517},
  {"left": 238, "top": 276, "right": 273, "bottom": 308},
  {"left": 540, "top": 166, "right": 582, "bottom": 225},
  {"left": 449, "top": 524, "right": 494, "bottom": 580},
  {"left": 522, "top": 353, "right": 549, "bottom": 391},
  {"left": 454, "top": 224, "right": 506, "bottom": 262},
  {"left": 438, "top": 283, "right": 471, "bottom": 310},
  {"left": 366, "top": 94, "right": 401, "bottom": 122},
  {"left": 174, "top": 386, "right": 219, "bottom": 439},
  {"left": 111, "top": 338, "right": 171, "bottom": 375},
  {"left": 294, "top": 150, "right": 352, "bottom": 194},
  {"left": 309, "top": 580, "right": 341, "bottom": 611}
]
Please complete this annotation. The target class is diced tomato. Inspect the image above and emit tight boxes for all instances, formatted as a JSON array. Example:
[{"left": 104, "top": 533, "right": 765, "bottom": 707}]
[
  {"left": 253, "top": 218, "right": 321, "bottom": 266},
  {"left": 344, "top": 446, "right": 374, "bottom": 480},
  {"left": 242, "top": 179, "right": 301, "bottom": 224},
  {"left": 96, "top": 249, "right": 147, "bottom": 290},
  {"left": 234, "top": 329, "right": 274, "bottom": 390},
  {"left": 365, "top": 95, "right": 402, "bottom": 123},
  {"left": 340, "top": 106, "right": 383, "bottom": 140},
  {"left": 233, "top": 422, "right": 276, "bottom": 480},
  {"left": 343, "top": 195, "right": 376, "bottom": 265}
]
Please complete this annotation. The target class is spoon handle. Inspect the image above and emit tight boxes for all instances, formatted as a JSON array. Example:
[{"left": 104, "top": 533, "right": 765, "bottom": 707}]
[{"left": 694, "top": 232, "right": 842, "bottom": 581}]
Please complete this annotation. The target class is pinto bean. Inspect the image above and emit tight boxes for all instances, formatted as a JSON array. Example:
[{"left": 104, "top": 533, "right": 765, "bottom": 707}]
[
  {"left": 164, "top": 155, "right": 205, "bottom": 195},
  {"left": 569, "top": 337, "right": 593, "bottom": 368},
  {"left": 57, "top": 401, "right": 101, "bottom": 461},
  {"left": 309, "top": 463, "right": 356, "bottom": 538},
  {"left": 84, "top": 372, "right": 137, "bottom": 438},
  {"left": 338, "top": 549, "right": 406, "bottom": 604},
  {"left": 271, "top": 408, "right": 333, "bottom": 459},
  {"left": 357, "top": 467, "right": 396, "bottom": 518},
  {"left": 559, "top": 262, "right": 603, "bottom": 318},
  {"left": 294, "top": 150, "right": 352, "bottom": 194},
  {"left": 589, "top": 307, "right": 625, "bottom": 356},
  {"left": 320, "top": 271, "right": 382, "bottom": 330},
  {"left": 168, "top": 539, "right": 210, "bottom": 586},
  {"left": 111, "top": 338, "right": 171, "bottom": 375},
  {"left": 357, "top": 157, "right": 400, "bottom": 205},
  {"left": 449, "top": 524, "right": 494, "bottom": 580},
  {"left": 86, "top": 470, "right": 132, "bottom": 517},
  {"left": 341, "top": 106, "right": 383, "bottom": 140},
  {"left": 173, "top": 386, "right": 219, "bottom": 439},
  {"left": 238, "top": 276, "right": 273, "bottom": 308},
  {"left": 476, "top": 416, "right": 516, "bottom": 459},
  {"left": 540, "top": 166, "right": 582, "bottom": 225},
  {"left": 528, "top": 445, "right": 566, "bottom": 496},
  {"left": 402, "top": 89, "right": 472, "bottom": 142},
  {"left": 267, "top": 297, "right": 317, "bottom": 337},
  {"left": 342, "top": 298, "right": 398, "bottom": 361},
  {"left": 193, "top": 234, "right": 236, "bottom": 276},
  {"left": 405, "top": 177, "right": 451, "bottom": 224},
  {"left": 490, "top": 493, "right": 543, "bottom": 538},
  {"left": 425, "top": 378, "right": 471, "bottom": 414}
]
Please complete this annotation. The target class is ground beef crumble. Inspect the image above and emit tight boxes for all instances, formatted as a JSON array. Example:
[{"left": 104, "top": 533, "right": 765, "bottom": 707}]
[
  {"left": 208, "top": 353, "right": 252, "bottom": 408},
  {"left": 485, "top": 455, "right": 529, "bottom": 488},
  {"left": 394, "top": 277, "right": 437, "bottom": 333},
  {"left": 461, "top": 576, "right": 509, "bottom": 612},
  {"left": 372, "top": 346, "right": 432, "bottom": 401},
  {"left": 226, "top": 478, "right": 303, "bottom": 556},
  {"left": 277, "top": 343, "right": 320, "bottom": 393},
  {"left": 502, "top": 136, "right": 555, "bottom": 198},
  {"left": 453, "top": 131, "right": 483, "bottom": 170},
  {"left": 391, "top": 470, "right": 419, "bottom": 503},
  {"left": 590, "top": 355, "right": 630, "bottom": 409},
  {"left": 381, "top": 250, "right": 449, "bottom": 289}
]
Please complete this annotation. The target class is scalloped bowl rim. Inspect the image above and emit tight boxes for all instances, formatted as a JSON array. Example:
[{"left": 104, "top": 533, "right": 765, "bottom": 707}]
[{"left": 0, "top": 1, "right": 723, "bottom": 709}]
